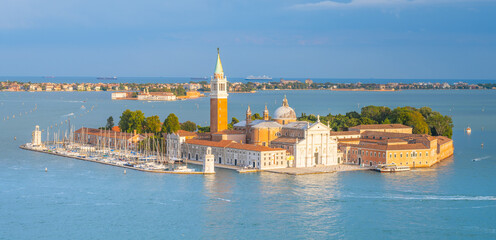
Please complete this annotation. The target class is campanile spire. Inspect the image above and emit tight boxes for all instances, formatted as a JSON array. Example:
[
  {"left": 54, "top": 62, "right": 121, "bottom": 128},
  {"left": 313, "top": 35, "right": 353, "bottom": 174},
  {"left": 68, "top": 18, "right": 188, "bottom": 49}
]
[{"left": 210, "top": 48, "right": 229, "bottom": 133}]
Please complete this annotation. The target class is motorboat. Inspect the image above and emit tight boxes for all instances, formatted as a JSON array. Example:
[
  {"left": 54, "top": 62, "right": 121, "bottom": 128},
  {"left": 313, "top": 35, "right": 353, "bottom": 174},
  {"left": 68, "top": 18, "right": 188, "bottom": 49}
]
[{"left": 374, "top": 164, "right": 410, "bottom": 173}]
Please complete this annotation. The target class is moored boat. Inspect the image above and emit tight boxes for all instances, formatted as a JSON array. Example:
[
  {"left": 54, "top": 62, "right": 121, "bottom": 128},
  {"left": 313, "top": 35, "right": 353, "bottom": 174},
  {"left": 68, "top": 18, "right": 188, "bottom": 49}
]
[
  {"left": 374, "top": 164, "right": 410, "bottom": 173},
  {"left": 174, "top": 165, "right": 195, "bottom": 172}
]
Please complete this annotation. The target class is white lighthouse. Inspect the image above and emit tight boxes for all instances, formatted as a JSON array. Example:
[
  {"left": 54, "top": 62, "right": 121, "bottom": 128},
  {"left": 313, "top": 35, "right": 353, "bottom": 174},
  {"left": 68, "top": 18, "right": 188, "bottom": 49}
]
[
  {"left": 204, "top": 147, "right": 215, "bottom": 174},
  {"left": 32, "top": 125, "right": 42, "bottom": 146}
]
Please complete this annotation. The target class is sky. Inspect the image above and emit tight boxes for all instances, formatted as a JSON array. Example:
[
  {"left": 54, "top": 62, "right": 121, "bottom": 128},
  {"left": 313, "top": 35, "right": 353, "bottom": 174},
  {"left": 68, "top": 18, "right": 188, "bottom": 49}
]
[{"left": 0, "top": 0, "right": 495, "bottom": 79}]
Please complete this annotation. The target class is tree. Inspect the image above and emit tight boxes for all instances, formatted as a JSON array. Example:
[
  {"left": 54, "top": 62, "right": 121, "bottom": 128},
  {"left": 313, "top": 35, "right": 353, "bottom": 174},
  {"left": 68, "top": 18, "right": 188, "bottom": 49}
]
[
  {"left": 118, "top": 109, "right": 133, "bottom": 132},
  {"left": 361, "top": 106, "right": 391, "bottom": 123},
  {"left": 180, "top": 121, "right": 197, "bottom": 132},
  {"left": 129, "top": 110, "right": 145, "bottom": 133},
  {"left": 197, "top": 125, "right": 210, "bottom": 133},
  {"left": 346, "top": 111, "right": 360, "bottom": 119},
  {"left": 360, "top": 117, "right": 376, "bottom": 125},
  {"left": 144, "top": 115, "right": 162, "bottom": 134},
  {"left": 252, "top": 113, "right": 263, "bottom": 120},
  {"left": 173, "top": 85, "right": 187, "bottom": 96},
  {"left": 391, "top": 107, "right": 429, "bottom": 134},
  {"left": 419, "top": 107, "right": 434, "bottom": 119},
  {"left": 427, "top": 113, "right": 453, "bottom": 138},
  {"left": 162, "top": 113, "right": 180, "bottom": 134},
  {"left": 118, "top": 110, "right": 145, "bottom": 133},
  {"left": 382, "top": 118, "right": 391, "bottom": 124},
  {"left": 231, "top": 117, "right": 239, "bottom": 125},
  {"left": 105, "top": 116, "right": 114, "bottom": 129}
]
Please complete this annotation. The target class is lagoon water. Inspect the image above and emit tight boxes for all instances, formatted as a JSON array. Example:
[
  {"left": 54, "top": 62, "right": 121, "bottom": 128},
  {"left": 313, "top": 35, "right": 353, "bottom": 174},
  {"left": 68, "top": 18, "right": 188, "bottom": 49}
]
[{"left": 0, "top": 90, "right": 495, "bottom": 239}]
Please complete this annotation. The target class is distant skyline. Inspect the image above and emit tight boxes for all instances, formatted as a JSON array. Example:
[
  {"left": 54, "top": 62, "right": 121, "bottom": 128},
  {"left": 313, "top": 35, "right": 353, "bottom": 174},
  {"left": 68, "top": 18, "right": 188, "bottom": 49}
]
[{"left": 0, "top": 0, "right": 495, "bottom": 79}]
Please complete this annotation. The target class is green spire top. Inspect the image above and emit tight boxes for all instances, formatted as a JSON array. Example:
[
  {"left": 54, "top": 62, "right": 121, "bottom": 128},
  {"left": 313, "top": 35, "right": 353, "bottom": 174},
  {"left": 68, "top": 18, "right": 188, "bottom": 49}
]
[{"left": 215, "top": 48, "right": 224, "bottom": 75}]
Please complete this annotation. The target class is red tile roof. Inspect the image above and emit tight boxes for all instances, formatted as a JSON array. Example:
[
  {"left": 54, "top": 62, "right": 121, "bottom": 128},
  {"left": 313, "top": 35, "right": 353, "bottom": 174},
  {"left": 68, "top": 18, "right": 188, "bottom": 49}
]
[
  {"left": 436, "top": 136, "right": 452, "bottom": 145},
  {"left": 176, "top": 130, "right": 198, "bottom": 137},
  {"left": 329, "top": 131, "right": 360, "bottom": 136},
  {"left": 211, "top": 129, "right": 245, "bottom": 135},
  {"left": 270, "top": 137, "right": 301, "bottom": 144},
  {"left": 351, "top": 124, "right": 412, "bottom": 130},
  {"left": 185, "top": 139, "right": 285, "bottom": 152}
]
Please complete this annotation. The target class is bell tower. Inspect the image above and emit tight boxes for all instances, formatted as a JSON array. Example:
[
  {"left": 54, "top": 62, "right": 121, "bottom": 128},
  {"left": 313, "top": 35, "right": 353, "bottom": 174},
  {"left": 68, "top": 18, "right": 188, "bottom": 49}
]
[
  {"left": 246, "top": 105, "right": 252, "bottom": 125},
  {"left": 263, "top": 104, "right": 269, "bottom": 121},
  {"left": 210, "top": 48, "right": 229, "bottom": 133}
]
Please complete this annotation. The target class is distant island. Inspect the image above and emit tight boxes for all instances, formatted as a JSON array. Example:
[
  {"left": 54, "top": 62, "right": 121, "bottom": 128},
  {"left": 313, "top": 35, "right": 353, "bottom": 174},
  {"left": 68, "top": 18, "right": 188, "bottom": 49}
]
[{"left": 1, "top": 79, "right": 495, "bottom": 93}]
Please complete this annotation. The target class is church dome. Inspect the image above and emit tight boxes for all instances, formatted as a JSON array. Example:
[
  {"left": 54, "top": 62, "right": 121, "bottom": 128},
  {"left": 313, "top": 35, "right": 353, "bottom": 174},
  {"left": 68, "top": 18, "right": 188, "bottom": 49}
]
[
  {"left": 273, "top": 96, "right": 296, "bottom": 120},
  {"left": 274, "top": 106, "right": 296, "bottom": 119}
]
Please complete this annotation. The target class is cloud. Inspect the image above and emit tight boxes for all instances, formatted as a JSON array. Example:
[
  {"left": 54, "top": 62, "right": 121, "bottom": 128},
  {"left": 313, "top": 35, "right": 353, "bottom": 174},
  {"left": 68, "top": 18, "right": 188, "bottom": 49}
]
[{"left": 289, "top": 0, "right": 489, "bottom": 10}]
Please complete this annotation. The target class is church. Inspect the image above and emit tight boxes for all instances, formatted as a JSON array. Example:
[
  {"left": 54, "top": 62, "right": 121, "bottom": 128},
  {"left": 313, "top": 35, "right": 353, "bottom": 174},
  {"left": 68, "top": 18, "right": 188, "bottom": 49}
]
[{"left": 166, "top": 49, "right": 339, "bottom": 169}]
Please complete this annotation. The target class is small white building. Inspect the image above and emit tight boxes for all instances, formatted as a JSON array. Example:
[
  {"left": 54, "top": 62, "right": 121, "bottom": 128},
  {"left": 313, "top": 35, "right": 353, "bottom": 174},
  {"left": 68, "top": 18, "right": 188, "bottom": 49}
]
[
  {"left": 203, "top": 147, "right": 215, "bottom": 174},
  {"left": 137, "top": 92, "right": 176, "bottom": 101},
  {"left": 32, "top": 125, "right": 42, "bottom": 146},
  {"left": 111, "top": 92, "right": 128, "bottom": 99}
]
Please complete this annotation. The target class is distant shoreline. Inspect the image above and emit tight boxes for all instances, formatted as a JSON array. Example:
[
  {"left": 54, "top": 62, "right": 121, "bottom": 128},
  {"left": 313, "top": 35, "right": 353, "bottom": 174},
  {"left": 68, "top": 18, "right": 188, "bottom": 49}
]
[{"left": 2, "top": 80, "right": 494, "bottom": 93}]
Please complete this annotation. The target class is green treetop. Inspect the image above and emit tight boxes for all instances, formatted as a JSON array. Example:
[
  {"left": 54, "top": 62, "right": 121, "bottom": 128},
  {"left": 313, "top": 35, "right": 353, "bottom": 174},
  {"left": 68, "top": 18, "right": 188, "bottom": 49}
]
[
  {"left": 144, "top": 115, "right": 162, "bottom": 134},
  {"left": 105, "top": 116, "right": 114, "bottom": 129},
  {"left": 180, "top": 121, "right": 197, "bottom": 132},
  {"left": 162, "top": 113, "right": 180, "bottom": 134}
]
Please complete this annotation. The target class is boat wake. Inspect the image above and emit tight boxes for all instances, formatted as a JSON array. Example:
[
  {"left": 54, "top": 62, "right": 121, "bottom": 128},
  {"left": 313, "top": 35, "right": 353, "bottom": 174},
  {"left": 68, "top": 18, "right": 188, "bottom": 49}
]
[
  {"left": 62, "top": 113, "right": 74, "bottom": 117},
  {"left": 216, "top": 198, "right": 232, "bottom": 202},
  {"left": 351, "top": 194, "right": 496, "bottom": 201},
  {"left": 472, "top": 156, "right": 491, "bottom": 162}
]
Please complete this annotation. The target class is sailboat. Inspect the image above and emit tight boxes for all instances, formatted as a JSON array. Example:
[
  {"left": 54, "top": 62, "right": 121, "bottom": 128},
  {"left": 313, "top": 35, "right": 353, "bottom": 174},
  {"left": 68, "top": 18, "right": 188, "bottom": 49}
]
[{"left": 173, "top": 142, "right": 194, "bottom": 172}]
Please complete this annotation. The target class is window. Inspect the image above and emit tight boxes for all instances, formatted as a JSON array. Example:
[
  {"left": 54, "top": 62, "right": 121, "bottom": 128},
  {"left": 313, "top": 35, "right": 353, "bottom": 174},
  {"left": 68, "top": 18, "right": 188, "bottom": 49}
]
[
  {"left": 406, "top": 153, "right": 409, "bottom": 158},
  {"left": 394, "top": 154, "right": 397, "bottom": 158},
  {"left": 419, "top": 152, "right": 422, "bottom": 157},
  {"left": 400, "top": 153, "right": 403, "bottom": 158},
  {"left": 426, "top": 152, "right": 428, "bottom": 157}
]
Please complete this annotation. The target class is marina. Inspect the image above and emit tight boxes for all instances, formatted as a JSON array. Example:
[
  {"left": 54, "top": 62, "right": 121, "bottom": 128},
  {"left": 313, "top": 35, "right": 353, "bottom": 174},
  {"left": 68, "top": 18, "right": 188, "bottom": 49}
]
[
  {"left": 19, "top": 144, "right": 206, "bottom": 174},
  {"left": 19, "top": 125, "right": 207, "bottom": 174}
]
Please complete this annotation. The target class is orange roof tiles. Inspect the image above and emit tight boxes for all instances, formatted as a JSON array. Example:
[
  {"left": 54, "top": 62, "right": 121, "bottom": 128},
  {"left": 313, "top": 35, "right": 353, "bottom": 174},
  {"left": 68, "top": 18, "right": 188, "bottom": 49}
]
[
  {"left": 74, "top": 127, "right": 150, "bottom": 140},
  {"left": 329, "top": 131, "right": 360, "bottom": 136},
  {"left": 211, "top": 129, "right": 245, "bottom": 135},
  {"left": 185, "top": 139, "right": 285, "bottom": 152},
  {"left": 436, "top": 136, "right": 452, "bottom": 145},
  {"left": 351, "top": 124, "right": 412, "bottom": 130},
  {"left": 228, "top": 142, "right": 285, "bottom": 152},
  {"left": 176, "top": 130, "right": 198, "bottom": 137},
  {"left": 185, "top": 139, "right": 233, "bottom": 148},
  {"left": 270, "top": 137, "right": 301, "bottom": 144}
]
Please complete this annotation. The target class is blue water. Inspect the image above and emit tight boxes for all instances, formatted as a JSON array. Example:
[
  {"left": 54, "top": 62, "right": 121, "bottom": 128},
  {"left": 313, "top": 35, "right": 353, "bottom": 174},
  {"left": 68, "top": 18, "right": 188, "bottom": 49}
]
[
  {"left": 1, "top": 75, "right": 495, "bottom": 84},
  {"left": 1, "top": 90, "right": 495, "bottom": 239}
]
